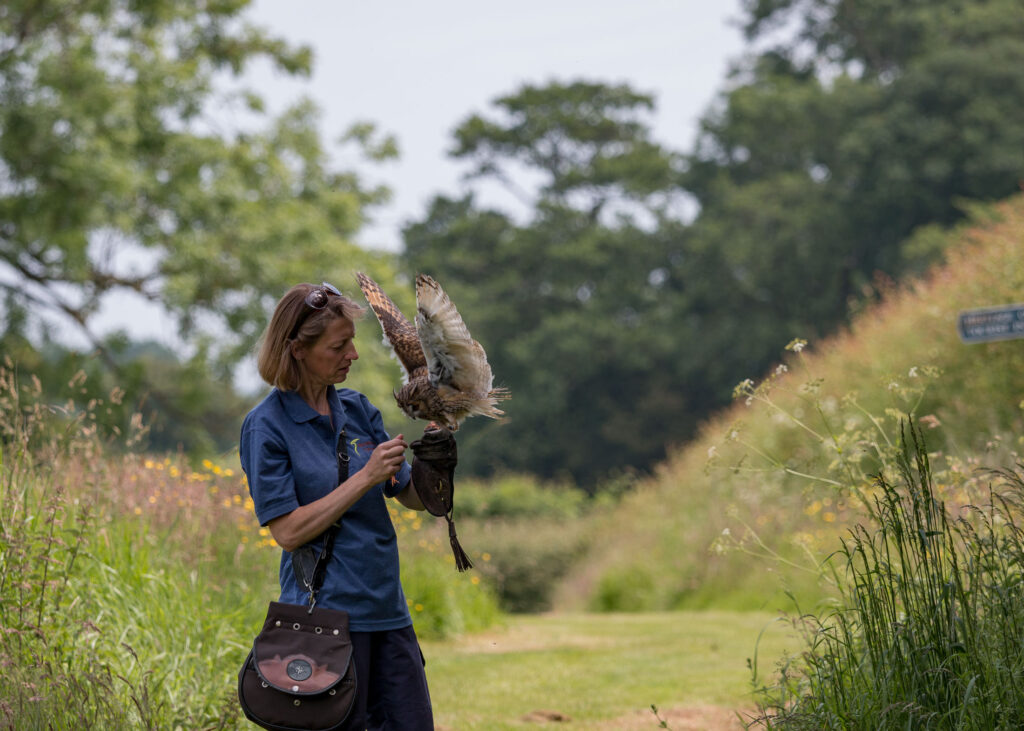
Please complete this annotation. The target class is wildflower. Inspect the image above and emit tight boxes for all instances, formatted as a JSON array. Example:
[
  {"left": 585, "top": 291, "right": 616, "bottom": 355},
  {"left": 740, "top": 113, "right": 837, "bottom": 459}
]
[
  {"left": 707, "top": 445, "right": 717, "bottom": 459},
  {"left": 721, "top": 527, "right": 731, "bottom": 536},
  {"left": 481, "top": 552, "right": 491, "bottom": 562},
  {"left": 414, "top": 603, "right": 424, "bottom": 612},
  {"left": 887, "top": 381, "right": 899, "bottom": 391},
  {"left": 823, "top": 512, "right": 836, "bottom": 523},
  {"left": 775, "top": 364, "right": 788, "bottom": 375},
  {"left": 785, "top": 338, "right": 807, "bottom": 353},
  {"left": 471, "top": 576, "right": 480, "bottom": 585},
  {"left": 908, "top": 366, "right": 919, "bottom": 378},
  {"left": 733, "top": 379, "right": 755, "bottom": 400}
]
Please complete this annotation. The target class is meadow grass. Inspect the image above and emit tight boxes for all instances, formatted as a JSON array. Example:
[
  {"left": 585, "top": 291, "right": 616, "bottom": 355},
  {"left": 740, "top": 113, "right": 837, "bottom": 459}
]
[
  {"left": 422, "top": 610, "right": 799, "bottom": 730},
  {"left": 753, "top": 426, "right": 1024, "bottom": 729},
  {"left": 0, "top": 365, "right": 499, "bottom": 729},
  {"left": 565, "top": 193, "right": 1024, "bottom": 614}
]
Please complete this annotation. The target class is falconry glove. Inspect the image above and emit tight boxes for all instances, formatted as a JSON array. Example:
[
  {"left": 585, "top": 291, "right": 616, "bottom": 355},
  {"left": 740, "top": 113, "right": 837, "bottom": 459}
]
[{"left": 410, "top": 426, "right": 473, "bottom": 571}]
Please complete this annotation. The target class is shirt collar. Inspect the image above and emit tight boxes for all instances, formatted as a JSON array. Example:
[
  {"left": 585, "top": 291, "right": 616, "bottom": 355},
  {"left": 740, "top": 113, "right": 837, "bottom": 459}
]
[{"left": 276, "top": 387, "right": 347, "bottom": 427}]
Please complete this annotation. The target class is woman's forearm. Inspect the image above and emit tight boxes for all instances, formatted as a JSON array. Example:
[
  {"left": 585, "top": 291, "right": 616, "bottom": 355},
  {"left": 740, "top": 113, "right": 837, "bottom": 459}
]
[{"left": 267, "top": 471, "right": 375, "bottom": 552}]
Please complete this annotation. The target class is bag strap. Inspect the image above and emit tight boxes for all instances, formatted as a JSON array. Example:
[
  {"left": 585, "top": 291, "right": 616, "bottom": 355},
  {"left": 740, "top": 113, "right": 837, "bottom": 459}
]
[{"left": 294, "top": 427, "right": 350, "bottom": 613}]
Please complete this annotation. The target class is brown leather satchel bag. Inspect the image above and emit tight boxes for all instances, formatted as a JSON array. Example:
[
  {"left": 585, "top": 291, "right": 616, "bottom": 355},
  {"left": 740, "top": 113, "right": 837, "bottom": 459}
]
[
  {"left": 238, "top": 429, "right": 357, "bottom": 730},
  {"left": 238, "top": 601, "right": 356, "bottom": 730}
]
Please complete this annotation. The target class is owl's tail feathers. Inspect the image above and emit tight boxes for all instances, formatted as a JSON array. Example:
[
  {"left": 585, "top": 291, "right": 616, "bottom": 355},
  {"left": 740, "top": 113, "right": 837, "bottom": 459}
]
[{"left": 470, "top": 387, "right": 510, "bottom": 421}]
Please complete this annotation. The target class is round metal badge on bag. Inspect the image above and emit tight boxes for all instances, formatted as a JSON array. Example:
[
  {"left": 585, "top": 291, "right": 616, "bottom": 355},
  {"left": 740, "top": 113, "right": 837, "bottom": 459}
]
[{"left": 287, "top": 659, "right": 313, "bottom": 681}]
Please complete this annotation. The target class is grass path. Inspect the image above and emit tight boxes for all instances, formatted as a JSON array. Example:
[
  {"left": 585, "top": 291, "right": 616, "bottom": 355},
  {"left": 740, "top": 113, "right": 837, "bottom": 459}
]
[{"left": 420, "top": 611, "right": 799, "bottom": 730}]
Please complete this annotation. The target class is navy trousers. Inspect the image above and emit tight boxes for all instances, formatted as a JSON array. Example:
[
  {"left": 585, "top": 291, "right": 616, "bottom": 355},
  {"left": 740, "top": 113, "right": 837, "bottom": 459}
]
[{"left": 339, "top": 624, "right": 433, "bottom": 731}]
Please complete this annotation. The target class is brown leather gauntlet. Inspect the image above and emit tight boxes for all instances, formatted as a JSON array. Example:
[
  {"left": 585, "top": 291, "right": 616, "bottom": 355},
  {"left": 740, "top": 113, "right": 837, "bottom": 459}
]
[{"left": 410, "top": 426, "right": 472, "bottom": 571}]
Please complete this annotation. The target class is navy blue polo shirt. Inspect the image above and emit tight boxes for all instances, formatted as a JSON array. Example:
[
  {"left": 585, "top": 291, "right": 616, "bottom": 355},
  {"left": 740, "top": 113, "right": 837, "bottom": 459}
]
[{"left": 239, "top": 387, "right": 413, "bottom": 631}]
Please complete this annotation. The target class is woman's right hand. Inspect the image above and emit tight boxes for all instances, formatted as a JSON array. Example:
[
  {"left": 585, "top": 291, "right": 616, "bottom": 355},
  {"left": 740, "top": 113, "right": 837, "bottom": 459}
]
[{"left": 359, "top": 434, "right": 408, "bottom": 486}]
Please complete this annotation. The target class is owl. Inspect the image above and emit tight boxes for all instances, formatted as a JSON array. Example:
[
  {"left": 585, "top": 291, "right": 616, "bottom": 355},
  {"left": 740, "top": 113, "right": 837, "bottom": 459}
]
[{"left": 356, "top": 272, "right": 509, "bottom": 430}]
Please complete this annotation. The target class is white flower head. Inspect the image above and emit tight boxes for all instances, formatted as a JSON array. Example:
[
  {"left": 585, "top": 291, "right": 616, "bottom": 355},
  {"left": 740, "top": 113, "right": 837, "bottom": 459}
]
[
  {"left": 775, "top": 364, "right": 789, "bottom": 375},
  {"left": 908, "top": 366, "right": 919, "bottom": 378},
  {"left": 707, "top": 445, "right": 718, "bottom": 459}
]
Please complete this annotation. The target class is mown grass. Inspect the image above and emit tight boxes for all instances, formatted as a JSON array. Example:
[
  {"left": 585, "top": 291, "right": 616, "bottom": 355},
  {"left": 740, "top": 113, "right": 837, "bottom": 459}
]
[
  {"left": 423, "top": 610, "right": 799, "bottom": 730},
  {"left": 566, "top": 193, "right": 1024, "bottom": 614}
]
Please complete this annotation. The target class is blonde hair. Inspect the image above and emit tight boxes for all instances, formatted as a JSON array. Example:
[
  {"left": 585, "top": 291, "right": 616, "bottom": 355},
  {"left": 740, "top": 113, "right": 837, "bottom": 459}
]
[{"left": 257, "top": 283, "right": 365, "bottom": 391}]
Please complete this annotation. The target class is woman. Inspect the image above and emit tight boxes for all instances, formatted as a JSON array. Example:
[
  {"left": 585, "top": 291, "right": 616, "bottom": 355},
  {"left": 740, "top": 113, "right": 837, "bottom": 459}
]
[{"left": 240, "top": 281, "right": 436, "bottom": 730}]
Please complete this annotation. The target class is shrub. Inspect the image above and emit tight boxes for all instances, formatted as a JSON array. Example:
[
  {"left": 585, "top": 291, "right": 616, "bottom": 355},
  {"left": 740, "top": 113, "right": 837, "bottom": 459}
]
[
  {"left": 400, "top": 551, "right": 503, "bottom": 639},
  {"left": 590, "top": 566, "right": 659, "bottom": 612},
  {"left": 456, "top": 473, "right": 586, "bottom": 521},
  {"left": 463, "top": 517, "right": 592, "bottom": 613}
]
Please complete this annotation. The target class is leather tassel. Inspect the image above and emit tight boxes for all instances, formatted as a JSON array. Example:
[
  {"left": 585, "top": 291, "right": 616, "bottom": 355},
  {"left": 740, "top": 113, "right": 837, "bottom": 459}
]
[{"left": 447, "top": 517, "right": 473, "bottom": 572}]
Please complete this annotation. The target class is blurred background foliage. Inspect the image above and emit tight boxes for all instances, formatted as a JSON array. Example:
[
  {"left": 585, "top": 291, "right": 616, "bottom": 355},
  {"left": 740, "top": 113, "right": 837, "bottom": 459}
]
[{"left": 2, "top": 0, "right": 1024, "bottom": 485}]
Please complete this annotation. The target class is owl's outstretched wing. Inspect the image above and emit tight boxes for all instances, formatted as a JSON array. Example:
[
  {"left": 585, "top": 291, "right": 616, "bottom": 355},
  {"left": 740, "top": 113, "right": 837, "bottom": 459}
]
[
  {"left": 356, "top": 272, "right": 426, "bottom": 382},
  {"left": 414, "top": 274, "right": 495, "bottom": 397}
]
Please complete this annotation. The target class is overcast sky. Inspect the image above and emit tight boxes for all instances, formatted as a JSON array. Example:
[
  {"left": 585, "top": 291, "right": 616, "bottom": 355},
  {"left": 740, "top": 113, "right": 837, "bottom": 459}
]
[{"left": 241, "top": 0, "right": 749, "bottom": 250}]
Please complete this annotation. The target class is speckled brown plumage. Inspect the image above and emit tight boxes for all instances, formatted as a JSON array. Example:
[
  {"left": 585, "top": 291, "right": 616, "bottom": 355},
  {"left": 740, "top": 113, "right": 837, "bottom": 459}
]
[{"left": 356, "top": 272, "right": 509, "bottom": 430}]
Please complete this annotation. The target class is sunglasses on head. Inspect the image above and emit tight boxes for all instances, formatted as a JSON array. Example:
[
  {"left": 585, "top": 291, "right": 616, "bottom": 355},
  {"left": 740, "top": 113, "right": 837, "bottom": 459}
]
[{"left": 289, "top": 282, "right": 342, "bottom": 340}]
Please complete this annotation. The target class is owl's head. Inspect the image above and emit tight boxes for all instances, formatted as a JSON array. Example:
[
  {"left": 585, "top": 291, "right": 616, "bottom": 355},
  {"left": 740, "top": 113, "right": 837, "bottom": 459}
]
[{"left": 395, "top": 380, "right": 434, "bottom": 421}]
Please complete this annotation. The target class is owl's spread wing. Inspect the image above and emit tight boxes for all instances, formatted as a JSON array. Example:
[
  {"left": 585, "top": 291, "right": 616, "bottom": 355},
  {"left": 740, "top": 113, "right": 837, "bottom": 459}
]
[
  {"left": 414, "top": 274, "right": 494, "bottom": 396},
  {"left": 356, "top": 272, "right": 426, "bottom": 382}
]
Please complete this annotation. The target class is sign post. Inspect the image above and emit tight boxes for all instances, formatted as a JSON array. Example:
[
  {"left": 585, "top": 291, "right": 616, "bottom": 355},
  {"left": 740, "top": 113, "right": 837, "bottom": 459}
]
[{"left": 957, "top": 304, "right": 1024, "bottom": 344}]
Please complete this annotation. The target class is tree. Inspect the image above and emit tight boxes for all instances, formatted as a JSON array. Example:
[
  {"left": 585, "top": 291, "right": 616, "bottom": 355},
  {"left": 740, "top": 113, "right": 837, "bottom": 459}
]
[
  {"left": 0, "top": 0, "right": 401, "bottom": 449},
  {"left": 402, "top": 82, "right": 697, "bottom": 486},
  {"left": 686, "top": 0, "right": 1024, "bottom": 327}
]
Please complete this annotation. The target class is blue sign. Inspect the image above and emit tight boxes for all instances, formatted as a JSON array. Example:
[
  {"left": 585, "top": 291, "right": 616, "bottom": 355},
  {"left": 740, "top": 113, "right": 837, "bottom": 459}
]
[{"left": 958, "top": 304, "right": 1024, "bottom": 344}]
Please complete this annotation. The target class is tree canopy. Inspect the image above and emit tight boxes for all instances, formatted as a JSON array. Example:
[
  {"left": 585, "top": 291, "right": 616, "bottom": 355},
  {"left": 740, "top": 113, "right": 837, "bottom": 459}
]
[
  {"left": 401, "top": 0, "right": 1024, "bottom": 485},
  {"left": 0, "top": 0, "right": 401, "bottom": 448},
  {"left": 6, "top": 0, "right": 1024, "bottom": 473}
]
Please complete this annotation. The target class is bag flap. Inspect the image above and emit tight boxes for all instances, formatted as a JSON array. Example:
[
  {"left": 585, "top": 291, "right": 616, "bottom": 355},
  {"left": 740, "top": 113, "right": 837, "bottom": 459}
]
[{"left": 252, "top": 602, "right": 352, "bottom": 695}]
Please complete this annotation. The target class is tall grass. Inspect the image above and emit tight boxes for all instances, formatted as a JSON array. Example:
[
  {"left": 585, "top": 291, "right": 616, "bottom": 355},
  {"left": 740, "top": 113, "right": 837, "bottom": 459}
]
[
  {"left": 0, "top": 364, "right": 500, "bottom": 728},
  {"left": 753, "top": 424, "right": 1024, "bottom": 729}
]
